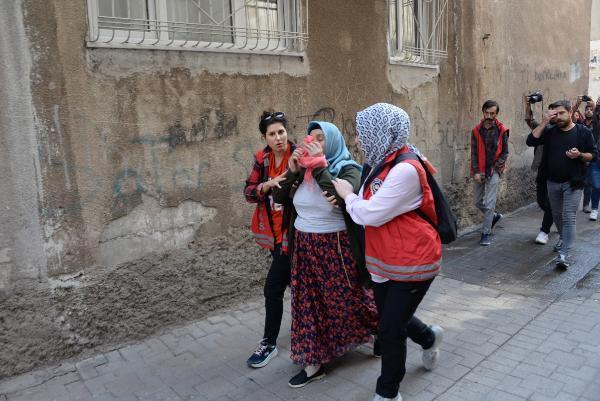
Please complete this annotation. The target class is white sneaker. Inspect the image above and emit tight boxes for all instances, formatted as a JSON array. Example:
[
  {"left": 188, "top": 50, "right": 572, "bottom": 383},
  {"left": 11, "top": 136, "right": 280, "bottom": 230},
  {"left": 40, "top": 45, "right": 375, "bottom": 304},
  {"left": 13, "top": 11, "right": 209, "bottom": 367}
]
[
  {"left": 583, "top": 205, "right": 592, "bottom": 213},
  {"left": 373, "top": 394, "right": 402, "bottom": 401},
  {"left": 422, "top": 325, "right": 444, "bottom": 370},
  {"left": 535, "top": 231, "right": 549, "bottom": 245},
  {"left": 590, "top": 210, "right": 598, "bottom": 221}
]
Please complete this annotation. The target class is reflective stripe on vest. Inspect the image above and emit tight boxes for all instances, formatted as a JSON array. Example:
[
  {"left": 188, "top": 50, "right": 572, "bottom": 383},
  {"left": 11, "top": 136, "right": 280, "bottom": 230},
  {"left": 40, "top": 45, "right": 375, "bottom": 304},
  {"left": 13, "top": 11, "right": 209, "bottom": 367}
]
[{"left": 366, "top": 255, "right": 441, "bottom": 282}]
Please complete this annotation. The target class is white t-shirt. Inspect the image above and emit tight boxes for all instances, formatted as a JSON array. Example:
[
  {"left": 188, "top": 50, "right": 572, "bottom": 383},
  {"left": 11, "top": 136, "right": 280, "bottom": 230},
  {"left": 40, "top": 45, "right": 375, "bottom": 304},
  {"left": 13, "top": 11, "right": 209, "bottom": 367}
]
[{"left": 294, "top": 179, "right": 346, "bottom": 233}]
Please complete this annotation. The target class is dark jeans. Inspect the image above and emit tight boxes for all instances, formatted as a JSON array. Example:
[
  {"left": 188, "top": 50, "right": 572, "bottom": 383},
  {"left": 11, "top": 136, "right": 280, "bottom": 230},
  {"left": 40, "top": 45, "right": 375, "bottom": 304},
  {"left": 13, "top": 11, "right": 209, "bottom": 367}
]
[
  {"left": 536, "top": 178, "right": 554, "bottom": 234},
  {"left": 263, "top": 244, "right": 291, "bottom": 346},
  {"left": 583, "top": 165, "right": 592, "bottom": 208},
  {"left": 590, "top": 161, "right": 600, "bottom": 210},
  {"left": 373, "top": 279, "right": 435, "bottom": 399}
]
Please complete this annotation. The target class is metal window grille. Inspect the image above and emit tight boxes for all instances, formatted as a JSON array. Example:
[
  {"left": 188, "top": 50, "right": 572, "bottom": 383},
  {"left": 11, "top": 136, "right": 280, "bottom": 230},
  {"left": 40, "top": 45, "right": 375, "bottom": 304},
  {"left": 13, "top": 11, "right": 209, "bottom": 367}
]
[
  {"left": 389, "top": 0, "right": 448, "bottom": 65},
  {"left": 87, "top": 0, "right": 308, "bottom": 55}
]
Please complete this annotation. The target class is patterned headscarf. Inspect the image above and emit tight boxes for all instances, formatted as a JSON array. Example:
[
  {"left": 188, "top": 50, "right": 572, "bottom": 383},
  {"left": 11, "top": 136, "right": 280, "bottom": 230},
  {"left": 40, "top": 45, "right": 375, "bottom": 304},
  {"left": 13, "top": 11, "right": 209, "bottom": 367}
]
[
  {"left": 355, "top": 103, "right": 411, "bottom": 167},
  {"left": 307, "top": 121, "right": 361, "bottom": 178}
]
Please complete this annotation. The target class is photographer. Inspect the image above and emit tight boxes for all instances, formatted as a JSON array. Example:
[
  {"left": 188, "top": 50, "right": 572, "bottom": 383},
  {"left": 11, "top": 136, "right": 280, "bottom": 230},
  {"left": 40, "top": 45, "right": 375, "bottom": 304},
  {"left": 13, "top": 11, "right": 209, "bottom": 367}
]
[
  {"left": 524, "top": 93, "right": 554, "bottom": 245},
  {"left": 587, "top": 97, "right": 600, "bottom": 221},
  {"left": 578, "top": 97, "right": 597, "bottom": 214},
  {"left": 470, "top": 100, "right": 509, "bottom": 246},
  {"left": 527, "top": 100, "right": 597, "bottom": 269}
]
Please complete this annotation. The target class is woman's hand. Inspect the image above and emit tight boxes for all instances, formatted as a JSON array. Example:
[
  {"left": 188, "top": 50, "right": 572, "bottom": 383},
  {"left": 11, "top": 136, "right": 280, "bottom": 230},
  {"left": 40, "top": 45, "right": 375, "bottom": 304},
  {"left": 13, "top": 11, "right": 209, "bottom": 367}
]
[
  {"left": 261, "top": 173, "right": 286, "bottom": 194},
  {"left": 288, "top": 149, "right": 303, "bottom": 173},
  {"left": 305, "top": 141, "right": 324, "bottom": 157},
  {"left": 332, "top": 178, "right": 354, "bottom": 199},
  {"left": 322, "top": 191, "right": 338, "bottom": 208}
]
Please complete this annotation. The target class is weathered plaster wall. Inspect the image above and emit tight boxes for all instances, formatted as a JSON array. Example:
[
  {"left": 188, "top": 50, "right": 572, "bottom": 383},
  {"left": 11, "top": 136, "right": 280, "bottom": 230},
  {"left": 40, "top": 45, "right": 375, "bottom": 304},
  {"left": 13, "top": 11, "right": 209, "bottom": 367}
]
[
  {"left": 0, "top": 1, "right": 48, "bottom": 295},
  {"left": 4, "top": 0, "right": 595, "bottom": 291},
  {"left": 436, "top": 0, "right": 592, "bottom": 226}
]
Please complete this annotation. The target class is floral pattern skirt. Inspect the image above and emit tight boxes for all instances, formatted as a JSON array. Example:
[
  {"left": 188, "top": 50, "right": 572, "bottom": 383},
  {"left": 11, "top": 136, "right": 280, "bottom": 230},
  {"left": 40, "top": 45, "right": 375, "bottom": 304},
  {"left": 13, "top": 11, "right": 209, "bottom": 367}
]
[{"left": 290, "top": 230, "right": 378, "bottom": 366}]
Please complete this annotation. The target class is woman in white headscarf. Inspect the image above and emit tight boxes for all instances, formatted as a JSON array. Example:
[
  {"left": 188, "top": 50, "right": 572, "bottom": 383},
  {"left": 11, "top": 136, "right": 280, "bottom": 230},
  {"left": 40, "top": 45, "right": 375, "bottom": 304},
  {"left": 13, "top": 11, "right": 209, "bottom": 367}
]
[{"left": 332, "top": 103, "right": 444, "bottom": 401}]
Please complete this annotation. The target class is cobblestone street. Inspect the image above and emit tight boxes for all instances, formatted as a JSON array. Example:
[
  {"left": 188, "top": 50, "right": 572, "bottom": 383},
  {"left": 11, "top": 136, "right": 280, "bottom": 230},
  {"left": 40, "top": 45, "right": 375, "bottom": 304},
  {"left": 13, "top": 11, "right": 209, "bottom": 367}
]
[{"left": 2, "top": 205, "right": 600, "bottom": 401}]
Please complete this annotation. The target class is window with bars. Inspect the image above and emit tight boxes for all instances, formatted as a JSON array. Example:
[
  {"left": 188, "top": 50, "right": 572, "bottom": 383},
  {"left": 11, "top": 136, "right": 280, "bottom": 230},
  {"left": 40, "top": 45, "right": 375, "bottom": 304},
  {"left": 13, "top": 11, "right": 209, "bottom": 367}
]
[
  {"left": 86, "top": 0, "right": 308, "bottom": 55},
  {"left": 389, "top": 0, "right": 448, "bottom": 66}
]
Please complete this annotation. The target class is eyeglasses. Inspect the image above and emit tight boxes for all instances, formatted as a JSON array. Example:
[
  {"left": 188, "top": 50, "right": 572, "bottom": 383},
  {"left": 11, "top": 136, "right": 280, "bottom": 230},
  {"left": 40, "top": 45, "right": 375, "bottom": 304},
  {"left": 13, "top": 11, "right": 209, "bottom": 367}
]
[{"left": 261, "top": 112, "right": 285, "bottom": 124}]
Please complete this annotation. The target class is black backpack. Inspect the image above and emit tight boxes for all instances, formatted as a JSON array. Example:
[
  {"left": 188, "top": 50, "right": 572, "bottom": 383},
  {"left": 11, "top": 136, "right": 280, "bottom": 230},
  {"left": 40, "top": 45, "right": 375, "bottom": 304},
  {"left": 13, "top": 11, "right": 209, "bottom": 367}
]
[{"left": 362, "top": 153, "right": 458, "bottom": 244}]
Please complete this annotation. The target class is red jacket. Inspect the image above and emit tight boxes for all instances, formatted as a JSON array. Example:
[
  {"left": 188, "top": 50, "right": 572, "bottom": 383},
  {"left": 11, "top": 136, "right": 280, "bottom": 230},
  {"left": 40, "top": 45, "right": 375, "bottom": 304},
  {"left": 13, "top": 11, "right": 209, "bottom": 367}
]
[
  {"left": 244, "top": 144, "right": 294, "bottom": 252},
  {"left": 363, "top": 148, "right": 442, "bottom": 282},
  {"left": 471, "top": 119, "right": 509, "bottom": 176}
]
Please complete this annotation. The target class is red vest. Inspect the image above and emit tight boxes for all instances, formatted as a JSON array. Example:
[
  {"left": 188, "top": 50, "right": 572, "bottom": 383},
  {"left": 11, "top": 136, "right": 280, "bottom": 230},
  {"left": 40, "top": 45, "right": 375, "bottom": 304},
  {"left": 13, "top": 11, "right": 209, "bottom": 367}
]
[
  {"left": 363, "top": 148, "right": 442, "bottom": 282},
  {"left": 250, "top": 149, "right": 289, "bottom": 252},
  {"left": 472, "top": 119, "right": 509, "bottom": 175}
]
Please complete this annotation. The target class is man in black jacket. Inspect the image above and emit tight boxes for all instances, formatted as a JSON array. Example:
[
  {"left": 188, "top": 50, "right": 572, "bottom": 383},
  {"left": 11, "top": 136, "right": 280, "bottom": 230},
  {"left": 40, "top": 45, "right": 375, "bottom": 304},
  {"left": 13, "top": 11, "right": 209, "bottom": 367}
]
[{"left": 527, "top": 100, "right": 597, "bottom": 269}]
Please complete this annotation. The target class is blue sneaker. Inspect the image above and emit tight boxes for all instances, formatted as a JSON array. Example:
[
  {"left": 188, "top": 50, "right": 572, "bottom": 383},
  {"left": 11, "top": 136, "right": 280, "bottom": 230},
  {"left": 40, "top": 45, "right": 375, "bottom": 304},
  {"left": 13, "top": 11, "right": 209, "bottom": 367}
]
[
  {"left": 246, "top": 339, "right": 277, "bottom": 368},
  {"left": 479, "top": 233, "right": 491, "bottom": 246},
  {"left": 553, "top": 239, "right": 563, "bottom": 253}
]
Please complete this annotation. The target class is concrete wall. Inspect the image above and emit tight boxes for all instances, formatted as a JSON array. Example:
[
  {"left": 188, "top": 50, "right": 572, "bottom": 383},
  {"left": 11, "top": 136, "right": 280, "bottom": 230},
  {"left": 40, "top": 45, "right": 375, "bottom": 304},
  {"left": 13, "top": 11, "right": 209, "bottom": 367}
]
[
  {"left": 592, "top": 0, "right": 600, "bottom": 98},
  {"left": 0, "top": 1, "right": 48, "bottom": 295},
  {"left": 1, "top": 0, "right": 593, "bottom": 289},
  {"left": 592, "top": 0, "right": 600, "bottom": 41}
]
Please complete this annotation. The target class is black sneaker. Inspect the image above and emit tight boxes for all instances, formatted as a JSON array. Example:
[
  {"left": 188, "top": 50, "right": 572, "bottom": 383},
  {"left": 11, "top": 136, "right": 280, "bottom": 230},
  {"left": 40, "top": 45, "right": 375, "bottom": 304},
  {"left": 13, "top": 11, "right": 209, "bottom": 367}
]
[
  {"left": 246, "top": 339, "right": 277, "bottom": 368},
  {"left": 479, "top": 233, "right": 491, "bottom": 246},
  {"left": 288, "top": 366, "right": 326, "bottom": 388},
  {"left": 491, "top": 212, "right": 503, "bottom": 229}
]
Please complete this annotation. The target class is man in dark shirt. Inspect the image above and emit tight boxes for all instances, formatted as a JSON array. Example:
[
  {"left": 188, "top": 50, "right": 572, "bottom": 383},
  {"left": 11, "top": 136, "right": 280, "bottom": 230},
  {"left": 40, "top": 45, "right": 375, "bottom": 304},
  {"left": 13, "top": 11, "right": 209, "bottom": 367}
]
[
  {"left": 471, "top": 100, "right": 509, "bottom": 246},
  {"left": 527, "top": 100, "right": 597, "bottom": 269}
]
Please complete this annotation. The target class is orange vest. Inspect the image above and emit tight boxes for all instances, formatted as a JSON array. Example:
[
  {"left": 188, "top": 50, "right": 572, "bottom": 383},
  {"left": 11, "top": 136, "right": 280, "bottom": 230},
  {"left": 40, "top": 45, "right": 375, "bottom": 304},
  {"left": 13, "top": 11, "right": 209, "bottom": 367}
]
[
  {"left": 250, "top": 149, "right": 289, "bottom": 253},
  {"left": 472, "top": 119, "right": 509, "bottom": 175},
  {"left": 363, "top": 148, "right": 442, "bottom": 282}
]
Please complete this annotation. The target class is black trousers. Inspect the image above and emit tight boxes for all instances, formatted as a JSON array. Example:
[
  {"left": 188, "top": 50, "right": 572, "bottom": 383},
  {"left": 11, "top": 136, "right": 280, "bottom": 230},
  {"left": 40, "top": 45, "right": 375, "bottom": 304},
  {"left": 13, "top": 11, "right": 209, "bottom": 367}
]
[
  {"left": 536, "top": 178, "right": 554, "bottom": 234},
  {"left": 263, "top": 244, "right": 291, "bottom": 346},
  {"left": 373, "top": 279, "right": 435, "bottom": 399}
]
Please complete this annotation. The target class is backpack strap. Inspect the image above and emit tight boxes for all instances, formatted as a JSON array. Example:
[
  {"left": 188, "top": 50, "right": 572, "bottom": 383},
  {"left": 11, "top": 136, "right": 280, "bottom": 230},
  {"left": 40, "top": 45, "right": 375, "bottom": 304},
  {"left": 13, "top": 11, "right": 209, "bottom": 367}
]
[{"left": 392, "top": 152, "right": 439, "bottom": 231}]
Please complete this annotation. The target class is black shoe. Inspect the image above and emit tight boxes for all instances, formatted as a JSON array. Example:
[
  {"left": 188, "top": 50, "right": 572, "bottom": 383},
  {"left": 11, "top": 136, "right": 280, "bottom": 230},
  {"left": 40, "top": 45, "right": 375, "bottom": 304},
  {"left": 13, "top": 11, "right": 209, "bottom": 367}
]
[
  {"left": 479, "top": 233, "right": 491, "bottom": 246},
  {"left": 288, "top": 366, "right": 326, "bottom": 388},
  {"left": 491, "top": 213, "right": 503, "bottom": 229},
  {"left": 246, "top": 339, "right": 278, "bottom": 368}
]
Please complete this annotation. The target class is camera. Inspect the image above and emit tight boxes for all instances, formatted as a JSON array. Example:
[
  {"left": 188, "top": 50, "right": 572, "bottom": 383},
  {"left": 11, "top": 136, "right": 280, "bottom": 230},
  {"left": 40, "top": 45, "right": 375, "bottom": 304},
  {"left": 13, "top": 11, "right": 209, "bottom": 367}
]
[
  {"left": 581, "top": 95, "right": 592, "bottom": 102},
  {"left": 527, "top": 91, "right": 543, "bottom": 103}
]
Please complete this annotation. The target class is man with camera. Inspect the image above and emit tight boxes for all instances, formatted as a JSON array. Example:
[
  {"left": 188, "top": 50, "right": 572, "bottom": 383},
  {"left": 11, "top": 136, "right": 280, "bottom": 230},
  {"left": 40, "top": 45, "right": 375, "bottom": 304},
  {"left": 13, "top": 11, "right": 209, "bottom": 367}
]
[
  {"left": 527, "top": 100, "right": 597, "bottom": 269},
  {"left": 586, "top": 97, "right": 600, "bottom": 221},
  {"left": 524, "top": 92, "right": 554, "bottom": 245},
  {"left": 574, "top": 96, "right": 598, "bottom": 215},
  {"left": 470, "top": 100, "right": 509, "bottom": 246}
]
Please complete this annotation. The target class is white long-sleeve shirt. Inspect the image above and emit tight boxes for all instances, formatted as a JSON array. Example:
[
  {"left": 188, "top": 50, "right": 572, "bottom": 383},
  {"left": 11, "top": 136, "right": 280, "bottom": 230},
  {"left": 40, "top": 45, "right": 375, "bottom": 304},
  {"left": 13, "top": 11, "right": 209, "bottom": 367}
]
[
  {"left": 343, "top": 162, "right": 424, "bottom": 283},
  {"left": 344, "top": 163, "right": 423, "bottom": 227}
]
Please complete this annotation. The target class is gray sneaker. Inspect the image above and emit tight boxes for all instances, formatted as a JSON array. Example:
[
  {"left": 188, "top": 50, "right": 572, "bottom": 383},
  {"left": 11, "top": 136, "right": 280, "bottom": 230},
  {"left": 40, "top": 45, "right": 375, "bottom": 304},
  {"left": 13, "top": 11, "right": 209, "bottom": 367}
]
[
  {"left": 423, "top": 325, "right": 444, "bottom": 370},
  {"left": 373, "top": 394, "right": 403, "bottom": 401},
  {"left": 555, "top": 254, "right": 573, "bottom": 270}
]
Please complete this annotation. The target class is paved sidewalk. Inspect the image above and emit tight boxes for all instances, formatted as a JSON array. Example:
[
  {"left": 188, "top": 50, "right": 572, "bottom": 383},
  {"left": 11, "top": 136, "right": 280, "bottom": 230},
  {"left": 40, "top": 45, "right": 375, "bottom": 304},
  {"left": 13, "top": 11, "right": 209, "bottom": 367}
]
[
  {"left": 1, "top": 205, "right": 600, "bottom": 401},
  {"left": 1, "top": 275, "right": 599, "bottom": 401}
]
